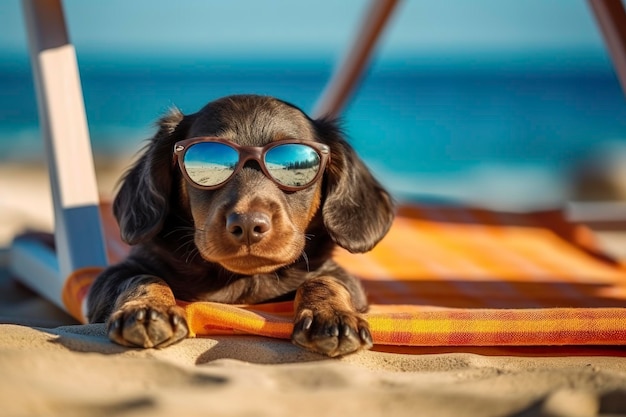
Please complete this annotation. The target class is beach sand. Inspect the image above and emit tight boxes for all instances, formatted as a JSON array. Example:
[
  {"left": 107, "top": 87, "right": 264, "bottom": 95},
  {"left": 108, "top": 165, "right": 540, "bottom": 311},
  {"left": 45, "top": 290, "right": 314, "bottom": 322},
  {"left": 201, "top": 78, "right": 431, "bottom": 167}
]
[{"left": 2, "top": 160, "right": 626, "bottom": 417}]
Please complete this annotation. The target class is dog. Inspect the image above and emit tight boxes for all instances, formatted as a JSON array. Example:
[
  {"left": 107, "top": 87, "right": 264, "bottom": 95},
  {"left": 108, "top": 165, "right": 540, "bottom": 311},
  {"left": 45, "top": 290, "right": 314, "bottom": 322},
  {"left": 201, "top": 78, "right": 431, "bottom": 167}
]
[{"left": 87, "top": 95, "right": 394, "bottom": 357}]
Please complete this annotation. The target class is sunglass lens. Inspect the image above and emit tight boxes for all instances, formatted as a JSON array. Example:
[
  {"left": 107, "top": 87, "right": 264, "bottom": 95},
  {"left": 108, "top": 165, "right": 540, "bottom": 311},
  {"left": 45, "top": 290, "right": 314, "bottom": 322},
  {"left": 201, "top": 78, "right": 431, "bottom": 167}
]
[
  {"left": 183, "top": 142, "right": 239, "bottom": 187},
  {"left": 264, "top": 144, "right": 321, "bottom": 188}
]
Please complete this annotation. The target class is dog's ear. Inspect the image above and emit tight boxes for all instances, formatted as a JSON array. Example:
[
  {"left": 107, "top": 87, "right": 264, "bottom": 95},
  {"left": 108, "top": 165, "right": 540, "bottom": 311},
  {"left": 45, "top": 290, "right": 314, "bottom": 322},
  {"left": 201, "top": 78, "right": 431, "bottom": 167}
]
[
  {"left": 114, "top": 109, "right": 191, "bottom": 245},
  {"left": 315, "top": 118, "right": 394, "bottom": 253}
]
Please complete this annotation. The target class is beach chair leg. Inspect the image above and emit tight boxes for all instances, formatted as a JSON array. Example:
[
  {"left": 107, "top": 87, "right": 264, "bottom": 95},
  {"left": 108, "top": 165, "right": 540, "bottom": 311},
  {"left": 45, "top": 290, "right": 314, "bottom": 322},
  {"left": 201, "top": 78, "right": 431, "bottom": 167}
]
[
  {"left": 9, "top": 0, "right": 108, "bottom": 311},
  {"left": 588, "top": 0, "right": 626, "bottom": 97},
  {"left": 313, "top": 0, "right": 400, "bottom": 119}
]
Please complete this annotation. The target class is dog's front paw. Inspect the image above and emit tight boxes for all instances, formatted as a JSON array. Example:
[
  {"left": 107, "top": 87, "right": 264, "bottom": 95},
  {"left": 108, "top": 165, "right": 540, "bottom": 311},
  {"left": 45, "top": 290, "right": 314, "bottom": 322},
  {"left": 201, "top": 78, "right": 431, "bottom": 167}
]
[
  {"left": 107, "top": 302, "right": 189, "bottom": 348},
  {"left": 291, "top": 308, "right": 373, "bottom": 357}
]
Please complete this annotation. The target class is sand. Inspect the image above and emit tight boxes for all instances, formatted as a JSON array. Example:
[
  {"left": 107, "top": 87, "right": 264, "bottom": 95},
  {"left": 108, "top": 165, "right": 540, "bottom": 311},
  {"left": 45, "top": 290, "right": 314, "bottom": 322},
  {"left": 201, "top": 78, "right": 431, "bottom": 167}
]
[{"left": 2, "top": 160, "right": 626, "bottom": 417}]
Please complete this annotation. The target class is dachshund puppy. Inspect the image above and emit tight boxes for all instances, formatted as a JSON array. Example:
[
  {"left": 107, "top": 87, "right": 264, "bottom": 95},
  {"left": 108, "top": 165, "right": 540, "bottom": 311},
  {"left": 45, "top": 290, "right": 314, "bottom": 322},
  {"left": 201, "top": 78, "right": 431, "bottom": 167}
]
[{"left": 87, "top": 95, "right": 394, "bottom": 357}]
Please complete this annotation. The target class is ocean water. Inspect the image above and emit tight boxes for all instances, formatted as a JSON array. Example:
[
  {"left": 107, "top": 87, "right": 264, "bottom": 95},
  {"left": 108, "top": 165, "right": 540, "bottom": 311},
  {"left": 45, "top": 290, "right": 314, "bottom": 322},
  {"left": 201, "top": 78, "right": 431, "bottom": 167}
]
[{"left": 2, "top": 53, "right": 626, "bottom": 209}]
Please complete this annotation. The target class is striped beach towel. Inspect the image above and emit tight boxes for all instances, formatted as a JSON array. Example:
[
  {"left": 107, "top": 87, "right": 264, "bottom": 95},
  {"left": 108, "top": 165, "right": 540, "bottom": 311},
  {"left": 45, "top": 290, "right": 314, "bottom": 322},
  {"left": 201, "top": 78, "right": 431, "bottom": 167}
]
[{"left": 62, "top": 204, "right": 626, "bottom": 348}]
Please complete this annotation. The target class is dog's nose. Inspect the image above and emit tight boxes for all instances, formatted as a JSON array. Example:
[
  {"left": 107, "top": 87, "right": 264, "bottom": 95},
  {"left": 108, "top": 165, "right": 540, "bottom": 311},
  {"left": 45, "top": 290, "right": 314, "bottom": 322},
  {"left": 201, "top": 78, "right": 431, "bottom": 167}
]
[{"left": 226, "top": 212, "right": 271, "bottom": 245}]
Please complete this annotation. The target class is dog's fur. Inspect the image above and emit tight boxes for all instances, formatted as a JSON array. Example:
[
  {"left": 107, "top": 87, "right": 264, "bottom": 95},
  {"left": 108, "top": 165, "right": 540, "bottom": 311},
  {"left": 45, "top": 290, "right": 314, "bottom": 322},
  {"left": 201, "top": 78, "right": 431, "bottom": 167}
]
[{"left": 87, "top": 95, "right": 394, "bottom": 357}]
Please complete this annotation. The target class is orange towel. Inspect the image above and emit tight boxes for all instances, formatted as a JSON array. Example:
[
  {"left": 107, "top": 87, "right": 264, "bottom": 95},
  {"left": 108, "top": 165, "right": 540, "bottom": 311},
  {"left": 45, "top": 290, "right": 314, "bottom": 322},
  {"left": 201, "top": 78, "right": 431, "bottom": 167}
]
[{"left": 62, "top": 204, "right": 626, "bottom": 347}]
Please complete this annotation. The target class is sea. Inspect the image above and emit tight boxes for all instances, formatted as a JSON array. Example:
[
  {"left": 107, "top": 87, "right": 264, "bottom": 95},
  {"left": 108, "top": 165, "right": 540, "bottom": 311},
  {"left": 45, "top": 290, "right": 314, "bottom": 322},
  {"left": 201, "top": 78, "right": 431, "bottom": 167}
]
[{"left": 2, "top": 51, "right": 626, "bottom": 210}]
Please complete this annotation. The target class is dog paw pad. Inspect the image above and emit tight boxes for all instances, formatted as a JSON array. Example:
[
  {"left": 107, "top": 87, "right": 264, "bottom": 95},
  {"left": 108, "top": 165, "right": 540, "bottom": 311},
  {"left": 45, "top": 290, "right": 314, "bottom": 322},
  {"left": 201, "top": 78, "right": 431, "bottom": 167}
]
[
  {"left": 291, "top": 309, "right": 372, "bottom": 357},
  {"left": 107, "top": 304, "right": 188, "bottom": 349}
]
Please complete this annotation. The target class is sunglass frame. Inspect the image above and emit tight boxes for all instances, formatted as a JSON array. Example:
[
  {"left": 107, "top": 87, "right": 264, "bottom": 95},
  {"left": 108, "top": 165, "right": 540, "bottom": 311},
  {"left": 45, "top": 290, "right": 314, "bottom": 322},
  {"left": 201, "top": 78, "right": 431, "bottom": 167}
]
[{"left": 173, "top": 137, "right": 331, "bottom": 191}]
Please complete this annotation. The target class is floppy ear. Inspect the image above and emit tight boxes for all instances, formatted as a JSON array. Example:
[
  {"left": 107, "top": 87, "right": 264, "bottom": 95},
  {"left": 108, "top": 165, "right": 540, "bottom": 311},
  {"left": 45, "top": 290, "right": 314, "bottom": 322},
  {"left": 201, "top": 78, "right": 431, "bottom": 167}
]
[
  {"left": 315, "top": 118, "right": 395, "bottom": 253},
  {"left": 113, "top": 108, "right": 191, "bottom": 245}
]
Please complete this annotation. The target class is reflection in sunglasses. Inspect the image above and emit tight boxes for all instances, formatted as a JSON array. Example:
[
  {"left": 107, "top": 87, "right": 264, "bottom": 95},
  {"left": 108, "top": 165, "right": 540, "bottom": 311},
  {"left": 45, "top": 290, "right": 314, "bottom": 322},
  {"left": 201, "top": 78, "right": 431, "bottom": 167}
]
[{"left": 265, "top": 144, "right": 320, "bottom": 187}]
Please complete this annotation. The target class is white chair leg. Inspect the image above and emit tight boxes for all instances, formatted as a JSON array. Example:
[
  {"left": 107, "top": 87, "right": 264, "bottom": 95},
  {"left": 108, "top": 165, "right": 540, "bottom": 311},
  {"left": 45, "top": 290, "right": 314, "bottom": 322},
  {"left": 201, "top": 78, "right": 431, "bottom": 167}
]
[{"left": 10, "top": 0, "right": 108, "bottom": 310}]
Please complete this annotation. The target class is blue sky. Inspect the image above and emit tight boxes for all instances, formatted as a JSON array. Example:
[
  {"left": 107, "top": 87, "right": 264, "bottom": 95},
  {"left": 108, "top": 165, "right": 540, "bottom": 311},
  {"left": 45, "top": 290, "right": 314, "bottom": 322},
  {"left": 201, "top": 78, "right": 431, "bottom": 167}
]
[{"left": 0, "top": 0, "right": 608, "bottom": 60}]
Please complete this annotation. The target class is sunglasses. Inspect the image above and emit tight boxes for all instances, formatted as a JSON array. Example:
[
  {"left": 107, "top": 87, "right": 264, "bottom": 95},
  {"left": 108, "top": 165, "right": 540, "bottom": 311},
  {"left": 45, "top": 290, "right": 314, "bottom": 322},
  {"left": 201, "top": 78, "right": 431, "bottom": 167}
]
[{"left": 173, "top": 137, "right": 330, "bottom": 191}]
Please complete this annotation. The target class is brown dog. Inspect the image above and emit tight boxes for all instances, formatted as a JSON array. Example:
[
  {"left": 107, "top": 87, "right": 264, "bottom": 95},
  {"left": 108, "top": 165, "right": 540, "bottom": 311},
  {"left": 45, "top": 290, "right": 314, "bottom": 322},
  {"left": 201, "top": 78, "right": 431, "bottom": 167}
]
[{"left": 87, "top": 95, "right": 394, "bottom": 357}]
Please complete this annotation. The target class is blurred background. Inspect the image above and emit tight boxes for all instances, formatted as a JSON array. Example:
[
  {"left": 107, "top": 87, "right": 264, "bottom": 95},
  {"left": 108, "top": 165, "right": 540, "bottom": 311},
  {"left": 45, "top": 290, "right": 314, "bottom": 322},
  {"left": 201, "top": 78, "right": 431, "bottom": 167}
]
[{"left": 1, "top": 0, "right": 626, "bottom": 211}]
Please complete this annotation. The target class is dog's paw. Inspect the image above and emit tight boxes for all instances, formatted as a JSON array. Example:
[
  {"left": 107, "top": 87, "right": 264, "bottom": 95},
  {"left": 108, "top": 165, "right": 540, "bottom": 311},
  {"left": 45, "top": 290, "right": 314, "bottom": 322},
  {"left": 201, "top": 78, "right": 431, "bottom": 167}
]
[
  {"left": 291, "top": 308, "right": 373, "bottom": 357},
  {"left": 107, "top": 302, "right": 189, "bottom": 348}
]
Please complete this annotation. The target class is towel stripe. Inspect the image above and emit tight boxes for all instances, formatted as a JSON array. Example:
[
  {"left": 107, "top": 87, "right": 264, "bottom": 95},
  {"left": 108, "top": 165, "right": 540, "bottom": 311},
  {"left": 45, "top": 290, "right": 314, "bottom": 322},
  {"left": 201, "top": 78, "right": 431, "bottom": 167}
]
[{"left": 59, "top": 203, "right": 626, "bottom": 348}]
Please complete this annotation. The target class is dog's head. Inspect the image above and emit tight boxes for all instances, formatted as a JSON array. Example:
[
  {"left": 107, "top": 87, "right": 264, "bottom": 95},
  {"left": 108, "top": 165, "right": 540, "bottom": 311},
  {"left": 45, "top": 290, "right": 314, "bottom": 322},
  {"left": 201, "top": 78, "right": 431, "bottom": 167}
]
[{"left": 114, "top": 95, "right": 394, "bottom": 275}]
